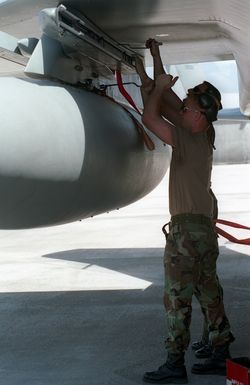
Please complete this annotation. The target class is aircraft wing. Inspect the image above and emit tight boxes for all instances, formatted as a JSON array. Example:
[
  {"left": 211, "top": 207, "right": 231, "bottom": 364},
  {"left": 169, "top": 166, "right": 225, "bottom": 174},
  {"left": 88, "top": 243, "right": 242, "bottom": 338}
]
[{"left": 1, "top": 0, "right": 250, "bottom": 114}]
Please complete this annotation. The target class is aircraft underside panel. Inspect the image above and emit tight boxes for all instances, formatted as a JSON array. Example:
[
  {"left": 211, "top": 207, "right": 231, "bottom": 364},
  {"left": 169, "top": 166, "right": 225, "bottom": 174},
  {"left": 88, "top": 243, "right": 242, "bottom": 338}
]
[
  {"left": 0, "top": 76, "right": 170, "bottom": 229},
  {"left": 1, "top": 0, "right": 250, "bottom": 114}
]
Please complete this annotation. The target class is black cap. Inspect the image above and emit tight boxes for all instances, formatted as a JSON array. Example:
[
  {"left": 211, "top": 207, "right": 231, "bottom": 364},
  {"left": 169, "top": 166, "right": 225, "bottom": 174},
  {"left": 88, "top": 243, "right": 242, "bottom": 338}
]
[{"left": 203, "top": 81, "right": 223, "bottom": 110}]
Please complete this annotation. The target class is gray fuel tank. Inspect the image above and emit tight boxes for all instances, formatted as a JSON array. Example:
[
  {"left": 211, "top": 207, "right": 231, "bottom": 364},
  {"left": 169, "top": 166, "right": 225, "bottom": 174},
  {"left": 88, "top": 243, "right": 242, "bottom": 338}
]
[{"left": 0, "top": 76, "right": 170, "bottom": 228}]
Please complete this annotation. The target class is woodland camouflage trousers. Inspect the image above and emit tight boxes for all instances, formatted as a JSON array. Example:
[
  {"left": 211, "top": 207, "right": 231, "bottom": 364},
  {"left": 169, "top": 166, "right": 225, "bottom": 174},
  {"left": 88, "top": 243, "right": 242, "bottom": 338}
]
[{"left": 163, "top": 219, "right": 234, "bottom": 354}]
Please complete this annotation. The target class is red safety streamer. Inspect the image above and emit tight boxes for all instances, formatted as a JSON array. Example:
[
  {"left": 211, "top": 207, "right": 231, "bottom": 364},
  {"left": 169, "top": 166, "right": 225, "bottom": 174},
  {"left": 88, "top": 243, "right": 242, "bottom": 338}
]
[
  {"left": 216, "top": 219, "right": 250, "bottom": 245},
  {"left": 115, "top": 70, "right": 142, "bottom": 115},
  {"left": 115, "top": 69, "right": 155, "bottom": 150}
]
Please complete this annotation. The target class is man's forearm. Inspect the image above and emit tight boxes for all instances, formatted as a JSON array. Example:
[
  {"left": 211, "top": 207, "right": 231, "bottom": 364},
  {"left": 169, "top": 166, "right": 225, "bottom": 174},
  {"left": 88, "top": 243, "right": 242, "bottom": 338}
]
[
  {"left": 152, "top": 54, "right": 183, "bottom": 115},
  {"left": 142, "top": 86, "right": 174, "bottom": 145},
  {"left": 162, "top": 88, "right": 183, "bottom": 110},
  {"left": 153, "top": 55, "right": 165, "bottom": 78},
  {"left": 144, "top": 86, "right": 162, "bottom": 118}
]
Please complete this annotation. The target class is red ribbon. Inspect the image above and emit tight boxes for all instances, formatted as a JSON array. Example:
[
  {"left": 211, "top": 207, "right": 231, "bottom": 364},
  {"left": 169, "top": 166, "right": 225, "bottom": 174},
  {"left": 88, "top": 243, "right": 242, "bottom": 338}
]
[
  {"left": 216, "top": 219, "right": 250, "bottom": 245},
  {"left": 115, "top": 70, "right": 142, "bottom": 115},
  {"left": 115, "top": 69, "right": 155, "bottom": 150}
]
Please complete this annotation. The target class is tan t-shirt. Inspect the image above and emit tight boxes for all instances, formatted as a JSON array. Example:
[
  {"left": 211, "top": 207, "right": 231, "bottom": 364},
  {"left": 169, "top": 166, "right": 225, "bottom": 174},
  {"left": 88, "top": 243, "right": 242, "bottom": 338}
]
[{"left": 169, "top": 125, "right": 214, "bottom": 218}]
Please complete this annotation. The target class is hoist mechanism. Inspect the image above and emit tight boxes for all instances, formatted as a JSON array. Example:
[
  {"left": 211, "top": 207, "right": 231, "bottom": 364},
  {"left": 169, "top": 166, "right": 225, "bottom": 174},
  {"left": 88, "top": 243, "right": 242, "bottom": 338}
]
[
  {"left": 55, "top": 4, "right": 137, "bottom": 72},
  {"left": 25, "top": 4, "right": 142, "bottom": 84}
]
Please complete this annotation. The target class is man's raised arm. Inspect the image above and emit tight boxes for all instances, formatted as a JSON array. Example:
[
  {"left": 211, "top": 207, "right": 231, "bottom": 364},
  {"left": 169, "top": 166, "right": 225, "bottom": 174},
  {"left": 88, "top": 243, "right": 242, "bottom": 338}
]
[
  {"left": 146, "top": 39, "right": 183, "bottom": 126},
  {"left": 142, "top": 74, "right": 178, "bottom": 146}
]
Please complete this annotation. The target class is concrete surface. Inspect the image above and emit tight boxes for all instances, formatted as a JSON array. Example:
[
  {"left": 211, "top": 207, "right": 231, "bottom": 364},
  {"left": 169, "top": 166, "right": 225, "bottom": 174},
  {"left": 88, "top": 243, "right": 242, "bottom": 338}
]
[{"left": 0, "top": 163, "right": 249, "bottom": 385}]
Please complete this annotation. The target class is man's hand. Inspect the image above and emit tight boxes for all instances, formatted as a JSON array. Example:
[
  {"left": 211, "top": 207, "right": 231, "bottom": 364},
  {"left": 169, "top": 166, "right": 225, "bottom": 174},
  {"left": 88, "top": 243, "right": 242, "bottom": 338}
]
[
  {"left": 145, "top": 38, "right": 162, "bottom": 57},
  {"left": 155, "top": 74, "right": 179, "bottom": 91}
]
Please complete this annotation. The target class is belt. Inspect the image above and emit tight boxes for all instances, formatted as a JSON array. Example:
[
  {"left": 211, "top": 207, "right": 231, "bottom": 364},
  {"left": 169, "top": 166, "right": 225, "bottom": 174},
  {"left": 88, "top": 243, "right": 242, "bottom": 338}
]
[{"left": 171, "top": 213, "right": 212, "bottom": 227}]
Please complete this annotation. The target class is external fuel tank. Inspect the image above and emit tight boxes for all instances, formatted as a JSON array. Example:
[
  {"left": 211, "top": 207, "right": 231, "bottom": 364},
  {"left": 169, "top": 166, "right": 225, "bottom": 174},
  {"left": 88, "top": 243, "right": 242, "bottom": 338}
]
[{"left": 0, "top": 76, "right": 170, "bottom": 229}]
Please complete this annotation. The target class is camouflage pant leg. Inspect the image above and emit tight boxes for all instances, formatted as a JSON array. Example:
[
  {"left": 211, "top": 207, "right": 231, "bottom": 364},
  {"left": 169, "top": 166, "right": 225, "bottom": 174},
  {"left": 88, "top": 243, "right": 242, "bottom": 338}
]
[
  {"left": 195, "top": 275, "right": 224, "bottom": 343},
  {"left": 163, "top": 224, "right": 195, "bottom": 354},
  {"left": 193, "top": 229, "right": 234, "bottom": 347},
  {"left": 163, "top": 222, "right": 234, "bottom": 354},
  {"left": 197, "top": 305, "right": 209, "bottom": 343}
]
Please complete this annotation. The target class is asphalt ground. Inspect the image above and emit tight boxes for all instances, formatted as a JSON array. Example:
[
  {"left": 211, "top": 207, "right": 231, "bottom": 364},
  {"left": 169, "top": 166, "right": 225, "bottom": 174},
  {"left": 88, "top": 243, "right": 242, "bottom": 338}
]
[{"left": 0, "top": 163, "right": 249, "bottom": 385}]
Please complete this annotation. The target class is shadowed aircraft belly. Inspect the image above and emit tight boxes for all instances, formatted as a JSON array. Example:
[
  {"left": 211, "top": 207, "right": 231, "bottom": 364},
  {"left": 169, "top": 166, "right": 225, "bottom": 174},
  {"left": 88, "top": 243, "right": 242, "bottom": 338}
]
[{"left": 0, "top": 76, "right": 170, "bottom": 229}]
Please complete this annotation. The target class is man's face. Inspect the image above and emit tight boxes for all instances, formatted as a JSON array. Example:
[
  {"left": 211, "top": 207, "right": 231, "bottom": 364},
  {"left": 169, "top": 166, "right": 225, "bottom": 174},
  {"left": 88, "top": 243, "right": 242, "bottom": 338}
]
[
  {"left": 181, "top": 96, "right": 201, "bottom": 114},
  {"left": 180, "top": 95, "right": 204, "bottom": 130}
]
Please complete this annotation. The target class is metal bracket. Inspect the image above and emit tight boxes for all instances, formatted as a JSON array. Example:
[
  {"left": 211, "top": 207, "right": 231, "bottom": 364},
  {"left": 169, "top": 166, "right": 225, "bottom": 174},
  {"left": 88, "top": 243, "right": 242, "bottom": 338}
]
[
  {"left": 52, "top": 4, "right": 139, "bottom": 72},
  {"left": 56, "top": 5, "right": 136, "bottom": 71},
  {"left": 25, "top": 5, "right": 142, "bottom": 83}
]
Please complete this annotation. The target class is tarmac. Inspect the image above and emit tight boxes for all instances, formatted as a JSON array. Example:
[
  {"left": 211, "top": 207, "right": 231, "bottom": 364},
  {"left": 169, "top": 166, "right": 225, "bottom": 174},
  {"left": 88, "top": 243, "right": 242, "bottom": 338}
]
[{"left": 0, "top": 163, "right": 249, "bottom": 385}]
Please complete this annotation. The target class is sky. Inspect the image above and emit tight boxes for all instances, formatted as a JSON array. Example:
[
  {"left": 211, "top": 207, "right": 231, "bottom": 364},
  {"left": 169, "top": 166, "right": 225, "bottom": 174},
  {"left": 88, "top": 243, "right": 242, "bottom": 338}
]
[{"left": 197, "top": 60, "right": 239, "bottom": 108}]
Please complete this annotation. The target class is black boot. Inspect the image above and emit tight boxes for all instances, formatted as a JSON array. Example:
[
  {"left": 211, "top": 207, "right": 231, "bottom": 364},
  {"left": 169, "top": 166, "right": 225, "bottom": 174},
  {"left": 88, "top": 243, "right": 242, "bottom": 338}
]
[
  {"left": 191, "top": 340, "right": 205, "bottom": 350},
  {"left": 195, "top": 344, "right": 212, "bottom": 358},
  {"left": 191, "top": 344, "right": 231, "bottom": 376},
  {"left": 143, "top": 353, "right": 188, "bottom": 384},
  {"left": 191, "top": 338, "right": 212, "bottom": 358},
  {"left": 191, "top": 336, "right": 208, "bottom": 351}
]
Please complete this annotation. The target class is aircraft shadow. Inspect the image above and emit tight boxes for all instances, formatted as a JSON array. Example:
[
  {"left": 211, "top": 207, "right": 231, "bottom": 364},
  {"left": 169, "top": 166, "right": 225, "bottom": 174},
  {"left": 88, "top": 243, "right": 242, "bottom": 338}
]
[{"left": 43, "top": 245, "right": 250, "bottom": 290}]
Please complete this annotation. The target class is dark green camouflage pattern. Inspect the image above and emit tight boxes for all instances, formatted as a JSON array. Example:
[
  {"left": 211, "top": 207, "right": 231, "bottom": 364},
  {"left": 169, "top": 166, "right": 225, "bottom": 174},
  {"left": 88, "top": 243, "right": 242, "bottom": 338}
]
[{"left": 163, "top": 221, "right": 234, "bottom": 354}]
